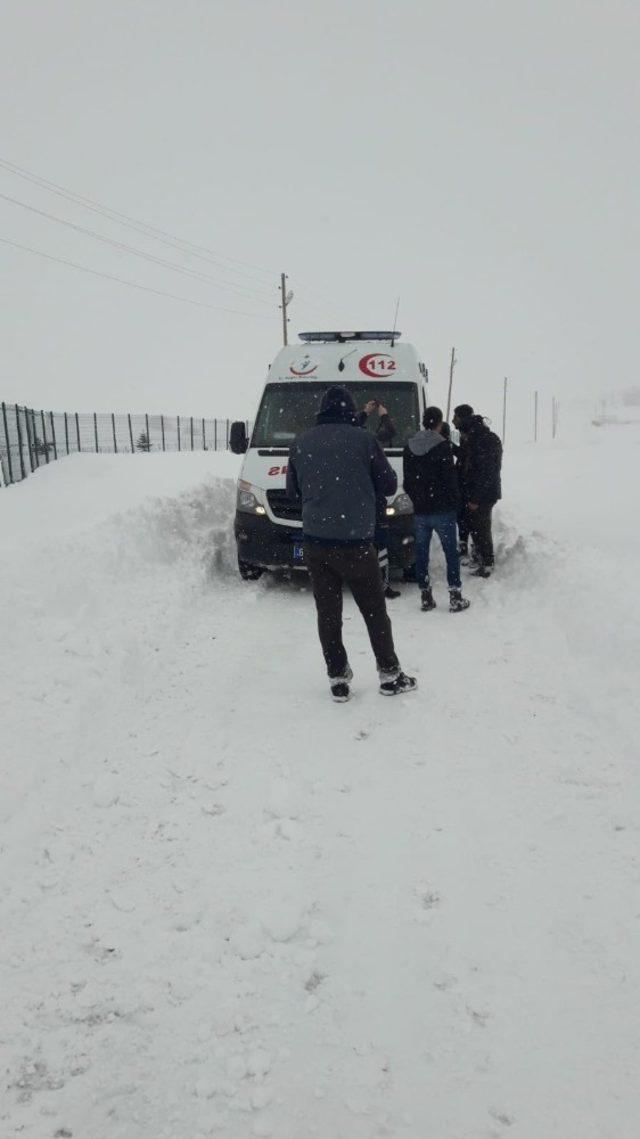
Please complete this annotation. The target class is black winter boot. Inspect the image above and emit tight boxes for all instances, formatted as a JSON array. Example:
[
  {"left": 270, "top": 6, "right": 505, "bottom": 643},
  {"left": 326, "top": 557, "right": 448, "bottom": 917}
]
[
  {"left": 449, "top": 588, "right": 471, "bottom": 612},
  {"left": 420, "top": 585, "right": 436, "bottom": 611}
]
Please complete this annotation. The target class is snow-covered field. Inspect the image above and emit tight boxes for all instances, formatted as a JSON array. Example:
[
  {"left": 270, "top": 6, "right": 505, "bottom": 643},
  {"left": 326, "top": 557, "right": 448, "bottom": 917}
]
[{"left": 1, "top": 431, "right": 639, "bottom": 1139}]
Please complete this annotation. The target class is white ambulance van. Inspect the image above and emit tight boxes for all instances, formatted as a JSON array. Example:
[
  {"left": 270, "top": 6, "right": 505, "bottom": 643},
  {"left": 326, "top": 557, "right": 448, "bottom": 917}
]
[{"left": 230, "top": 331, "right": 429, "bottom": 579}]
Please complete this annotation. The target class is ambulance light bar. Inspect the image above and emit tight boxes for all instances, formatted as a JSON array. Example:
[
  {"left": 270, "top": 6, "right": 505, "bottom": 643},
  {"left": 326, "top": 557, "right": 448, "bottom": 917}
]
[{"left": 298, "top": 331, "right": 402, "bottom": 343}]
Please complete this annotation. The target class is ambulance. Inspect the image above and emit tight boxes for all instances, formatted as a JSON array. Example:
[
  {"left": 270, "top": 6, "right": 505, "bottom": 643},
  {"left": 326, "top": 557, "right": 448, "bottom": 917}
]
[{"left": 230, "top": 331, "right": 429, "bottom": 579}]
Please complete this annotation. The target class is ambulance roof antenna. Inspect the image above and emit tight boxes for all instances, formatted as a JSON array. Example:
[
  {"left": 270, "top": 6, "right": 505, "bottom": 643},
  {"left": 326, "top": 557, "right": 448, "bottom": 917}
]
[{"left": 390, "top": 297, "right": 400, "bottom": 347}]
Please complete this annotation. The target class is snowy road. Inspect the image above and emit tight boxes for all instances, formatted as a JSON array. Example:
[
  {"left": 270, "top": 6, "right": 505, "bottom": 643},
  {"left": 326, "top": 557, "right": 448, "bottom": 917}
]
[{"left": 2, "top": 437, "right": 639, "bottom": 1138}]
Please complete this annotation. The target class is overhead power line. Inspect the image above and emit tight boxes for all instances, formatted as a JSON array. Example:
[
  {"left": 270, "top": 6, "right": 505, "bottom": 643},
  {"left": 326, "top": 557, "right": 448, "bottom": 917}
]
[
  {"left": 0, "top": 236, "right": 273, "bottom": 318},
  {"left": 0, "top": 190, "right": 275, "bottom": 306},
  {"left": 0, "top": 156, "right": 276, "bottom": 284}
]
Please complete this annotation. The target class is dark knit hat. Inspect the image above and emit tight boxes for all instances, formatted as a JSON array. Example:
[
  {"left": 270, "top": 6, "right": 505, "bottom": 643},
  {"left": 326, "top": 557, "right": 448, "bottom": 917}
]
[{"left": 318, "top": 385, "right": 357, "bottom": 419}]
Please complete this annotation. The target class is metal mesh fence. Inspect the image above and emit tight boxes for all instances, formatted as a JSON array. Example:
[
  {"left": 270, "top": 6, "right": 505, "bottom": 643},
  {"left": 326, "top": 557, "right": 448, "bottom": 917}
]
[{"left": 0, "top": 404, "right": 248, "bottom": 487}]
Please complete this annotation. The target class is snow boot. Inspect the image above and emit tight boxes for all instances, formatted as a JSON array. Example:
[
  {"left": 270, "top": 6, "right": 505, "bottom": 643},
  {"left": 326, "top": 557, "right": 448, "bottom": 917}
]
[
  {"left": 385, "top": 585, "right": 401, "bottom": 599},
  {"left": 469, "top": 565, "right": 492, "bottom": 579},
  {"left": 379, "top": 671, "right": 418, "bottom": 697},
  {"left": 330, "top": 665, "right": 353, "bottom": 703},
  {"left": 449, "top": 588, "right": 470, "bottom": 613},
  {"left": 420, "top": 585, "right": 436, "bottom": 611}
]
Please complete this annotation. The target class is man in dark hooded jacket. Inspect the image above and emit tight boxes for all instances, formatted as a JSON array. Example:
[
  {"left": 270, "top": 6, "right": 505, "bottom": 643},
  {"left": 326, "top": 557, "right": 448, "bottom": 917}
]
[
  {"left": 403, "top": 406, "right": 471, "bottom": 613},
  {"left": 287, "top": 386, "right": 416, "bottom": 702},
  {"left": 454, "top": 409, "right": 502, "bottom": 577},
  {"left": 452, "top": 404, "right": 474, "bottom": 558}
]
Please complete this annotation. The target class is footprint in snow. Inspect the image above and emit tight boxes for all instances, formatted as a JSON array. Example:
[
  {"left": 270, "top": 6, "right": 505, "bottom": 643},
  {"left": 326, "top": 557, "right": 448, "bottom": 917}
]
[
  {"left": 304, "top": 970, "right": 325, "bottom": 993},
  {"left": 432, "top": 973, "right": 457, "bottom": 992},
  {"left": 413, "top": 885, "right": 441, "bottom": 921},
  {"left": 489, "top": 1106, "right": 515, "bottom": 1126},
  {"left": 467, "top": 1005, "right": 491, "bottom": 1027}
]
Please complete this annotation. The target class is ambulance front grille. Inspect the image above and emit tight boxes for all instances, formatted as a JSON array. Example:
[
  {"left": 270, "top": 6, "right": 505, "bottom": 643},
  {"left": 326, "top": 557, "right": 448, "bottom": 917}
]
[{"left": 267, "top": 489, "right": 302, "bottom": 522}]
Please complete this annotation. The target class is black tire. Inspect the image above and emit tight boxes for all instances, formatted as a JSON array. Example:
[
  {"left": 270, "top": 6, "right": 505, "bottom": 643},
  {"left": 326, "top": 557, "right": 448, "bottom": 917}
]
[{"left": 239, "top": 560, "right": 264, "bottom": 581}]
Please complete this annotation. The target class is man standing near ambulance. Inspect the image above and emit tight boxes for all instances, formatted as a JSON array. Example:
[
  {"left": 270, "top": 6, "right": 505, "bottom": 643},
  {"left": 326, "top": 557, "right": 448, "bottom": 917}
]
[{"left": 287, "top": 386, "right": 417, "bottom": 703}]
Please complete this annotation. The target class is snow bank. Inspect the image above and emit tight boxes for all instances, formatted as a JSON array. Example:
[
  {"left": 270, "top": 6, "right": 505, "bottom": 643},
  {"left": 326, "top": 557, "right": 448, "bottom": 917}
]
[
  {"left": 1, "top": 435, "right": 639, "bottom": 1139},
  {"left": 0, "top": 451, "right": 241, "bottom": 546}
]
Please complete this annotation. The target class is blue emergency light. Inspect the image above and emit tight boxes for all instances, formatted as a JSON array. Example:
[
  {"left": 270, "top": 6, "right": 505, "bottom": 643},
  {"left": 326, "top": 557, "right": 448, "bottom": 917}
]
[{"left": 298, "top": 331, "right": 402, "bottom": 343}]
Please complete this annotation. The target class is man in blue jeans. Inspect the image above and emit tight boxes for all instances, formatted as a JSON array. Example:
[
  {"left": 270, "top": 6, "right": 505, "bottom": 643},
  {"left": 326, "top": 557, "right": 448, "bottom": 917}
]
[{"left": 403, "top": 406, "right": 471, "bottom": 613}]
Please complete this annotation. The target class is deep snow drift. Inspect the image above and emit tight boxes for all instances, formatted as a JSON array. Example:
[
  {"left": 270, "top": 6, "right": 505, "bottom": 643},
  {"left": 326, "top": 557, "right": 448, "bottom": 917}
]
[{"left": 1, "top": 433, "right": 639, "bottom": 1139}]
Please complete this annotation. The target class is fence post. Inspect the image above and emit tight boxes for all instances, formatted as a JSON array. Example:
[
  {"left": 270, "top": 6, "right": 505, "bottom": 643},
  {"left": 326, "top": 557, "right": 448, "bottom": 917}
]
[
  {"left": 145, "top": 413, "right": 150, "bottom": 450},
  {"left": 226, "top": 419, "right": 230, "bottom": 449},
  {"left": 32, "top": 411, "right": 40, "bottom": 467},
  {"left": 214, "top": 419, "right": 218, "bottom": 451},
  {"left": 190, "top": 416, "right": 194, "bottom": 451},
  {"left": 177, "top": 415, "right": 181, "bottom": 451},
  {"left": 534, "top": 390, "right": 539, "bottom": 443},
  {"left": 112, "top": 412, "right": 118, "bottom": 453},
  {"left": 64, "top": 412, "right": 70, "bottom": 455},
  {"left": 24, "top": 406, "right": 35, "bottom": 472},
  {"left": 161, "top": 415, "right": 165, "bottom": 451},
  {"left": 93, "top": 412, "right": 99, "bottom": 453},
  {"left": 15, "top": 405, "right": 27, "bottom": 479},
  {"left": 49, "top": 411, "right": 58, "bottom": 460},
  {"left": 75, "top": 412, "right": 81, "bottom": 452},
  {"left": 128, "top": 413, "right": 134, "bottom": 452},
  {"left": 2, "top": 403, "right": 14, "bottom": 484},
  {"left": 28, "top": 410, "right": 39, "bottom": 466},
  {"left": 202, "top": 418, "right": 206, "bottom": 450},
  {"left": 41, "top": 411, "right": 50, "bottom": 463}
]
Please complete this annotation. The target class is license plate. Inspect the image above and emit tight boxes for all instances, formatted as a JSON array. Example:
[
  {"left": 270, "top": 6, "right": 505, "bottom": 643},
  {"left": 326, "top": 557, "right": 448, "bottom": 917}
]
[{"left": 293, "top": 543, "right": 304, "bottom": 561}]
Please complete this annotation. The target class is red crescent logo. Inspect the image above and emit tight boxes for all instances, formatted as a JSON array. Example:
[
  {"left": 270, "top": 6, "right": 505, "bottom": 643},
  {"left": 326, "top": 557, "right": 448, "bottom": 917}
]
[{"left": 359, "top": 353, "right": 396, "bottom": 378}]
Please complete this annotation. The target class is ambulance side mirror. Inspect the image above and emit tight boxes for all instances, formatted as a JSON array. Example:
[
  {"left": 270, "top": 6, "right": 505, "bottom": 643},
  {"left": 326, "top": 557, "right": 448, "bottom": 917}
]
[{"left": 230, "top": 421, "right": 248, "bottom": 454}]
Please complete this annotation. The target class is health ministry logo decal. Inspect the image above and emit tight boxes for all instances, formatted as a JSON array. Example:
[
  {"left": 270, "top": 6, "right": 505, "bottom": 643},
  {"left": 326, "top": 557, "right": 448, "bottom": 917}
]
[{"left": 289, "top": 356, "right": 318, "bottom": 376}]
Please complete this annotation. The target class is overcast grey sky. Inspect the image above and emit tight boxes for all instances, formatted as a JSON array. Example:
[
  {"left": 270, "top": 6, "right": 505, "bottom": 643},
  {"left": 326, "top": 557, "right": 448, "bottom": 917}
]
[{"left": 2, "top": 0, "right": 638, "bottom": 440}]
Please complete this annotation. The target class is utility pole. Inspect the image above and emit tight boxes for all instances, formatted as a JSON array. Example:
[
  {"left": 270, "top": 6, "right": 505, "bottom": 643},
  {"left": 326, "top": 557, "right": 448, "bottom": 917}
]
[
  {"left": 502, "top": 377, "right": 508, "bottom": 447},
  {"left": 445, "top": 347, "right": 457, "bottom": 422},
  {"left": 534, "top": 390, "right": 539, "bottom": 442},
  {"left": 280, "top": 272, "right": 293, "bottom": 346}
]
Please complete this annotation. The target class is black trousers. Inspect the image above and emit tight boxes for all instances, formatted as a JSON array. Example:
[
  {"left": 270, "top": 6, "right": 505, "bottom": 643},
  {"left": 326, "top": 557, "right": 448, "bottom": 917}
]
[
  {"left": 374, "top": 522, "right": 390, "bottom": 588},
  {"left": 304, "top": 543, "right": 400, "bottom": 679},
  {"left": 469, "top": 504, "right": 495, "bottom": 567},
  {"left": 458, "top": 505, "right": 471, "bottom": 546}
]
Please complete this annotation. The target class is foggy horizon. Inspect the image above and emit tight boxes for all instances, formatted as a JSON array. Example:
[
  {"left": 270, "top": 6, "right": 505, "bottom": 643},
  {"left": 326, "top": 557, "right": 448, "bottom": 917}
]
[{"left": 2, "top": 0, "right": 639, "bottom": 443}]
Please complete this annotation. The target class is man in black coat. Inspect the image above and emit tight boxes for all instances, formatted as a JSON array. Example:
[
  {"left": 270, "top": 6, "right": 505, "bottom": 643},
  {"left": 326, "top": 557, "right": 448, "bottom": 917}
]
[
  {"left": 355, "top": 399, "right": 397, "bottom": 445},
  {"left": 355, "top": 401, "right": 399, "bottom": 599},
  {"left": 454, "top": 408, "right": 503, "bottom": 577},
  {"left": 287, "top": 386, "right": 416, "bottom": 702},
  {"left": 403, "top": 406, "right": 471, "bottom": 613},
  {"left": 452, "top": 404, "right": 474, "bottom": 557}
]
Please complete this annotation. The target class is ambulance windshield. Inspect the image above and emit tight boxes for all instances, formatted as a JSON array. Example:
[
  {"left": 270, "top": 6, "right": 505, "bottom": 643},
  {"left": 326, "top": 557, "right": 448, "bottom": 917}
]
[{"left": 251, "top": 382, "right": 419, "bottom": 448}]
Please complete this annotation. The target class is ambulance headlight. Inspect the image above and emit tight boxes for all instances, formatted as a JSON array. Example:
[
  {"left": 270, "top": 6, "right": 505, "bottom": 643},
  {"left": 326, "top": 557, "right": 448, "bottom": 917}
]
[
  {"left": 386, "top": 493, "right": 413, "bottom": 516},
  {"left": 237, "top": 481, "right": 266, "bottom": 515}
]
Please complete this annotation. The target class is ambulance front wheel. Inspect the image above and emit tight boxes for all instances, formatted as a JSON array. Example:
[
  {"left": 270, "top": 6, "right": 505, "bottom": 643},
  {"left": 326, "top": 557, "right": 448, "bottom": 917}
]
[{"left": 238, "top": 559, "right": 264, "bottom": 581}]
